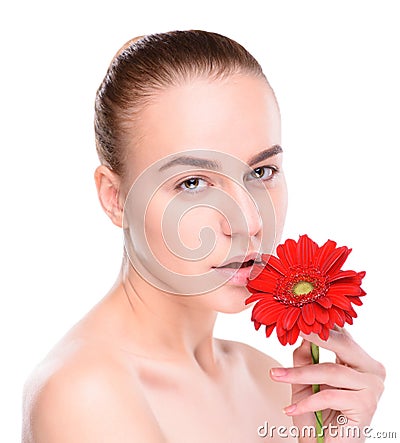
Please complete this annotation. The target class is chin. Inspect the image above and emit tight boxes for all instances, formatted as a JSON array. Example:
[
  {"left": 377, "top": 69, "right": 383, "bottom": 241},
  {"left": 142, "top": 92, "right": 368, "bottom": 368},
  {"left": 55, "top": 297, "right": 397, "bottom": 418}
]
[{"left": 210, "top": 285, "right": 253, "bottom": 314}]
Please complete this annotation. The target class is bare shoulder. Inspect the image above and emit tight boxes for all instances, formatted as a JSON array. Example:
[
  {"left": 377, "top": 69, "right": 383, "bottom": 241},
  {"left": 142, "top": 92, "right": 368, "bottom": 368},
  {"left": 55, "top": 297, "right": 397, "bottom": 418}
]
[
  {"left": 22, "top": 341, "right": 165, "bottom": 443},
  {"left": 216, "top": 338, "right": 283, "bottom": 370},
  {"left": 215, "top": 338, "right": 290, "bottom": 392}
]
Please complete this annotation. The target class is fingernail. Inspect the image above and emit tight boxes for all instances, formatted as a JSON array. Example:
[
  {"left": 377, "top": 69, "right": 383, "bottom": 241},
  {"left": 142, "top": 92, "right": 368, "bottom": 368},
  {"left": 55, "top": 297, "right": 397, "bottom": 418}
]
[
  {"left": 270, "top": 367, "right": 288, "bottom": 377},
  {"left": 283, "top": 404, "right": 297, "bottom": 415}
]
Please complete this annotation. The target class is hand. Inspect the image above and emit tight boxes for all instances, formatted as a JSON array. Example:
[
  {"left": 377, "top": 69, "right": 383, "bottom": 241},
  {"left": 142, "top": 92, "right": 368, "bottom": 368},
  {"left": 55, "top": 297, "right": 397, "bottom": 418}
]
[{"left": 270, "top": 327, "right": 385, "bottom": 442}]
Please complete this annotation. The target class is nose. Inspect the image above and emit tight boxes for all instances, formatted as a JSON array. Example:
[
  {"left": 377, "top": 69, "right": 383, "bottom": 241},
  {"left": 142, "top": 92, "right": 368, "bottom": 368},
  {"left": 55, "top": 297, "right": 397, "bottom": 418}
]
[{"left": 220, "top": 183, "right": 263, "bottom": 238}]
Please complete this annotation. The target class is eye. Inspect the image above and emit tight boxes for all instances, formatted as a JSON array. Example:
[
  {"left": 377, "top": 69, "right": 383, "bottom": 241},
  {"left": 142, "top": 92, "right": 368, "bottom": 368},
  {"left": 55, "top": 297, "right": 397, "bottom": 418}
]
[
  {"left": 177, "top": 177, "right": 208, "bottom": 193},
  {"left": 249, "top": 166, "right": 276, "bottom": 180},
  {"left": 183, "top": 178, "right": 200, "bottom": 189}
]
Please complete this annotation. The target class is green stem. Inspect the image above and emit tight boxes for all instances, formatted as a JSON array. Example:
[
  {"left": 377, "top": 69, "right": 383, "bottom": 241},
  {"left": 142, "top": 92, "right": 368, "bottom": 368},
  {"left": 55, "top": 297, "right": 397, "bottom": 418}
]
[{"left": 311, "top": 343, "right": 324, "bottom": 443}]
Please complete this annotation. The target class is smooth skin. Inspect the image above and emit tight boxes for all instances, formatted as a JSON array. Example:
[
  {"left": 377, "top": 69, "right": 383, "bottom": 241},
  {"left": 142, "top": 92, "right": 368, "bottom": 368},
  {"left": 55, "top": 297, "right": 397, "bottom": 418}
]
[{"left": 23, "top": 75, "right": 384, "bottom": 442}]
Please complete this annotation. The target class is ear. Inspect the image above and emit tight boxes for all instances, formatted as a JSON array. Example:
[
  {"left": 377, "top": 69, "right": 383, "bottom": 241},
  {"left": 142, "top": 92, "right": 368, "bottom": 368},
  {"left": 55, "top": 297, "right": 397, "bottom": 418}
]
[{"left": 94, "top": 165, "right": 125, "bottom": 228}]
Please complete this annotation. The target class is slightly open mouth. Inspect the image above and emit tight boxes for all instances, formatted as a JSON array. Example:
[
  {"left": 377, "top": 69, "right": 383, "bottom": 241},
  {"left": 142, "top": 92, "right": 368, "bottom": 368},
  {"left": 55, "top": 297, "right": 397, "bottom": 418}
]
[{"left": 215, "top": 259, "right": 261, "bottom": 269}]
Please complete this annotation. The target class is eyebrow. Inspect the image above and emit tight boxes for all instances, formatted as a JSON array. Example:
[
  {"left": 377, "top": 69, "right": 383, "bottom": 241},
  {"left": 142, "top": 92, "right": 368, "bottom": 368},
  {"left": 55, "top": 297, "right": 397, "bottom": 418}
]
[
  {"left": 159, "top": 156, "right": 220, "bottom": 172},
  {"left": 247, "top": 144, "right": 283, "bottom": 166},
  {"left": 158, "top": 144, "right": 283, "bottom": 172}
]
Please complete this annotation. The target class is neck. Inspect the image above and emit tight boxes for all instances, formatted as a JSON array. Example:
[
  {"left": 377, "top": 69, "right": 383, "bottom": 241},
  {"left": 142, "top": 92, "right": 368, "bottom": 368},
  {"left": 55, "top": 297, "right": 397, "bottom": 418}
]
[{"left": 111, "top": 255, "right": 219, "bottom": 371}]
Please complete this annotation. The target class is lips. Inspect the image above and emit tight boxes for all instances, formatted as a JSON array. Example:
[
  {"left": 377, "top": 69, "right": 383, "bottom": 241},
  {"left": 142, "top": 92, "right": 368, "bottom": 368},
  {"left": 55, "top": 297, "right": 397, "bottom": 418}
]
[
  {"left": 213, "top": 254, "right": 264, "bottom": 286},
  {"left": 214, "top": 253, "right": 263, "bottom": 270},
  {"left": 217, "top": 259, "right": 256, "bottom": 269}
]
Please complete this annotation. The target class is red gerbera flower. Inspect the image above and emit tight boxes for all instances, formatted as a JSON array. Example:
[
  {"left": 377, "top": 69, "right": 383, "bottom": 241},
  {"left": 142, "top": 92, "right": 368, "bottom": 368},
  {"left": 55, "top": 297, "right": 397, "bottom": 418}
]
[{"left": 245, "top": 234, "right": 366, "bottom": 345}]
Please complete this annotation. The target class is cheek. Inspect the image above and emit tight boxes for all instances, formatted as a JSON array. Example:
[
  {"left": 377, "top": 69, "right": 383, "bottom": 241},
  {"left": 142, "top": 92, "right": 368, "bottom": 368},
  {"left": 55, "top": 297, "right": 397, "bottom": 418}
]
[
  {"left": 144, "top": 197, "right": 171, "bottom": 259},
  {"left": 177, "top": 207, "right": 219, "bottom": 251},
  {"left": 144, "top": 199, "right": 220, "bottom": 267}
]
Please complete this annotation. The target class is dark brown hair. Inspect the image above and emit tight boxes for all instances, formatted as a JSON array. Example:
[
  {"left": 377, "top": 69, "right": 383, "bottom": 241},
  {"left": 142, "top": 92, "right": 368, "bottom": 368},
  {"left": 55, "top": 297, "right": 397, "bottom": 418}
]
[{"left": 94, "top": 30, "right": 267, "bottom": 177}]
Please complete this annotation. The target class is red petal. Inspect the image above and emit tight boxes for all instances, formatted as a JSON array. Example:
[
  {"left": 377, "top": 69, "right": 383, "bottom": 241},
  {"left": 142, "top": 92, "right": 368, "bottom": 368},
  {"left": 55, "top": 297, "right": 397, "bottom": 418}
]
[
  {"left": 254, "top": 320, "right": 262, "bottom": 330},
  {"left": 250, "top": 298, "right": 277, "bottom": 313},
  {"left": 311, "top": 321, "right": 322, "bottom": 334},
  {"left": 251, "top": 302, "right": 275, "bottom": 321},
  {"left": 348, "top": 296, "right": 363, "bottom": 306},
  {"left": 344, "top": 312, "right": 354, "bottom": 325},
  {"left": 313, "top": 239, "right": 337, "bottom": 268},
  {"left": 253, "top": 302, "right": 286, "bottom": 324},
  {"left": 287, "top": 324, "right": 301, "bottom": 345},
  {"left": 263, "top": 255, "right": 287, "bottom": 275},
  {"left": 326, "top": 316, "right": 336, "bottom": 330},
  {"left": 245, "top": 293, "right": 266, "bottom": 304},
  {"left": 334, "top": 271, "right": 365, "bottom": 286},
  {"left": 313, "top": 303, "right": 330, "bottom": 324},
  {"left": 302, "top": 303, "right": 316, "bottom": 325},
  {"left": 282, "top": 307, "right": 301, "bottom": 330},
  {"left": 319, "top": 325, "right": 331, "bottom": 341},
  {"left": 276, "top": 312, "right": 289, "bottom": 337},
  {"left": 329, "top": 283, "right": 362, "bottom": 296},
  {"left": 277, "top": 239, "right": 298, "bottom": 268},
  {"left": 265, "top": 324, "right": 276, "bottom": 337},
  {"left": 321, "top": 246, "right": 351, "bottom": 275},
  {"left": 297, "top": 234, "right": 318, "bottom": 266},
  {"left": 245, "top": 292, "right": 276, "bottom": 305},
  {"left": 316, "top": 296, "right": 332, "bottom": 309},
  {"left": 251, "top": 303, "right": 276, "bottom": 322},
  {"left": 246, "top": 275, "right": 278, "bottom": 294},
  {"left": 329, "top": 294, "right": 353, "bottom": 311},
  {"left": 329, "top": 306, "right": 346, "bottom": 327},
  {"left": 328, "top": 270, "right": 358, "bottom": 283},
  {"left": 347, "top": 306, "right": 358, "bottom": 318},
  {"left": 278, "top": 333, "right": 289, "bottom": 346},
  {"left": 297, "top": 314, "right": 313, "bottom": 334}
]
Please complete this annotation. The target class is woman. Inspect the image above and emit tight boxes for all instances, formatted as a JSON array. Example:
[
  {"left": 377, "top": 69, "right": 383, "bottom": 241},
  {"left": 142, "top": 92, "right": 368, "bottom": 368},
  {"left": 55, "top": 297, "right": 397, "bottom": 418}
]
[{"left": 23, "top": 30, "right": 385, "bottom": 442}]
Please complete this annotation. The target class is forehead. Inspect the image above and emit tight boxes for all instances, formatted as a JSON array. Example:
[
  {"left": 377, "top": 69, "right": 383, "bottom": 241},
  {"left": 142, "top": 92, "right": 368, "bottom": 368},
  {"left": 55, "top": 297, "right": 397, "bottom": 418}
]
[{"left": 125, "top": 74, "right": 281, "bottom": 180}]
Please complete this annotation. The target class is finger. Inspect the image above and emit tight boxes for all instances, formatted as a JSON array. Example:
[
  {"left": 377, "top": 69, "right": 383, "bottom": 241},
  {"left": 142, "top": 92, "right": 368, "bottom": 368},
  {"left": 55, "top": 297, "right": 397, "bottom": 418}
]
[
  {"left": 292, "top": 338, "right": 312, "bottom": 367},
  {"left": 284, "top": 389, "right": 359, "bottom": 416},
  {"left": 300, "top": 327, "right": 385, "bottom": 378},
  {"left": 270, "top": 362, "right": 378, "bottom": 390}
]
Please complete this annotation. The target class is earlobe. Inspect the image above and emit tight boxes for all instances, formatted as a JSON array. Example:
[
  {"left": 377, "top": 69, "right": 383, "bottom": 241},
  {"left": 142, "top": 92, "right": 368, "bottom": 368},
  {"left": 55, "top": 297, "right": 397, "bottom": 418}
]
[{"left": 94, "top": 165, "right": 124, "bottom": 228}]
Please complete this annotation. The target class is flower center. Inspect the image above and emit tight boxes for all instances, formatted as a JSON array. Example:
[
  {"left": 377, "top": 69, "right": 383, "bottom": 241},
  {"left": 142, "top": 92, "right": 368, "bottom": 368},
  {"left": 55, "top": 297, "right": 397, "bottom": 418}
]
[
  {"left": 293, "top": 281, "right": 314, "bottom": 296},
  {"left": 274, "top": 266, "right": 329, "bottom": 307}
]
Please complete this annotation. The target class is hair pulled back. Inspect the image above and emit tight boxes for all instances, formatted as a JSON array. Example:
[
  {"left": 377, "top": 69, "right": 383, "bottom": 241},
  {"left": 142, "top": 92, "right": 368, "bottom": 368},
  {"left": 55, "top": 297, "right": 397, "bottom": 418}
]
[{"left": 94, "top": 30, "right": 266, "bottom": 176}]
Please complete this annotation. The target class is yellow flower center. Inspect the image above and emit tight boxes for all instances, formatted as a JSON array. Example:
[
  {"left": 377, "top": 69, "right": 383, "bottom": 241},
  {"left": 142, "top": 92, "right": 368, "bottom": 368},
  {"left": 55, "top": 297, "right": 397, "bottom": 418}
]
[
  {"left": 275, "top": 266, "right": 328, "bottom": 307},
  {"left": 292, "top": 281, "right": 314, "bottom": 296}
]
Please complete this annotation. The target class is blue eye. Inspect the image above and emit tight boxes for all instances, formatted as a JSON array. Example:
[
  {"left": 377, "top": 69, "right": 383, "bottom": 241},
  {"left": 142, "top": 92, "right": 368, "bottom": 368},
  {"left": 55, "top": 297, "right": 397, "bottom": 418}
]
[
  {"left": 249, "top": 166, "right": 276, "bottom": 180},
  {"left": 178, "top": 177, "right": 208, "bottom": 193}
]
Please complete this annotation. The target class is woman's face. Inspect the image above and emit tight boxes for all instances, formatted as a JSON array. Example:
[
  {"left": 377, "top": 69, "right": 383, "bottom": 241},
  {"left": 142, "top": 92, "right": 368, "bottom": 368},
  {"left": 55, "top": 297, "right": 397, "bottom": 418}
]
[{"left": 122, "top": 74, "right": 287, "bottom": 312}]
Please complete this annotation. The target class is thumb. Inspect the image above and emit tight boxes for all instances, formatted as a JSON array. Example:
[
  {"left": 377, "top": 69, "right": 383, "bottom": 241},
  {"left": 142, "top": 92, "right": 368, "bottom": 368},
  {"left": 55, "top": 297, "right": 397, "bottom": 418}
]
[{"left": 293, "top": 338, "right": 312, "bottom": 368}]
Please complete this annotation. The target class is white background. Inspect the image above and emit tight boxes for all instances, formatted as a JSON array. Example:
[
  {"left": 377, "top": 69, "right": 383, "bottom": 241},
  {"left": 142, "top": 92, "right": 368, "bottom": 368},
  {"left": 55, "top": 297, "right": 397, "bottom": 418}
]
[{"left": 1, "top": 1, "right": 399, "bottom": 441}]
